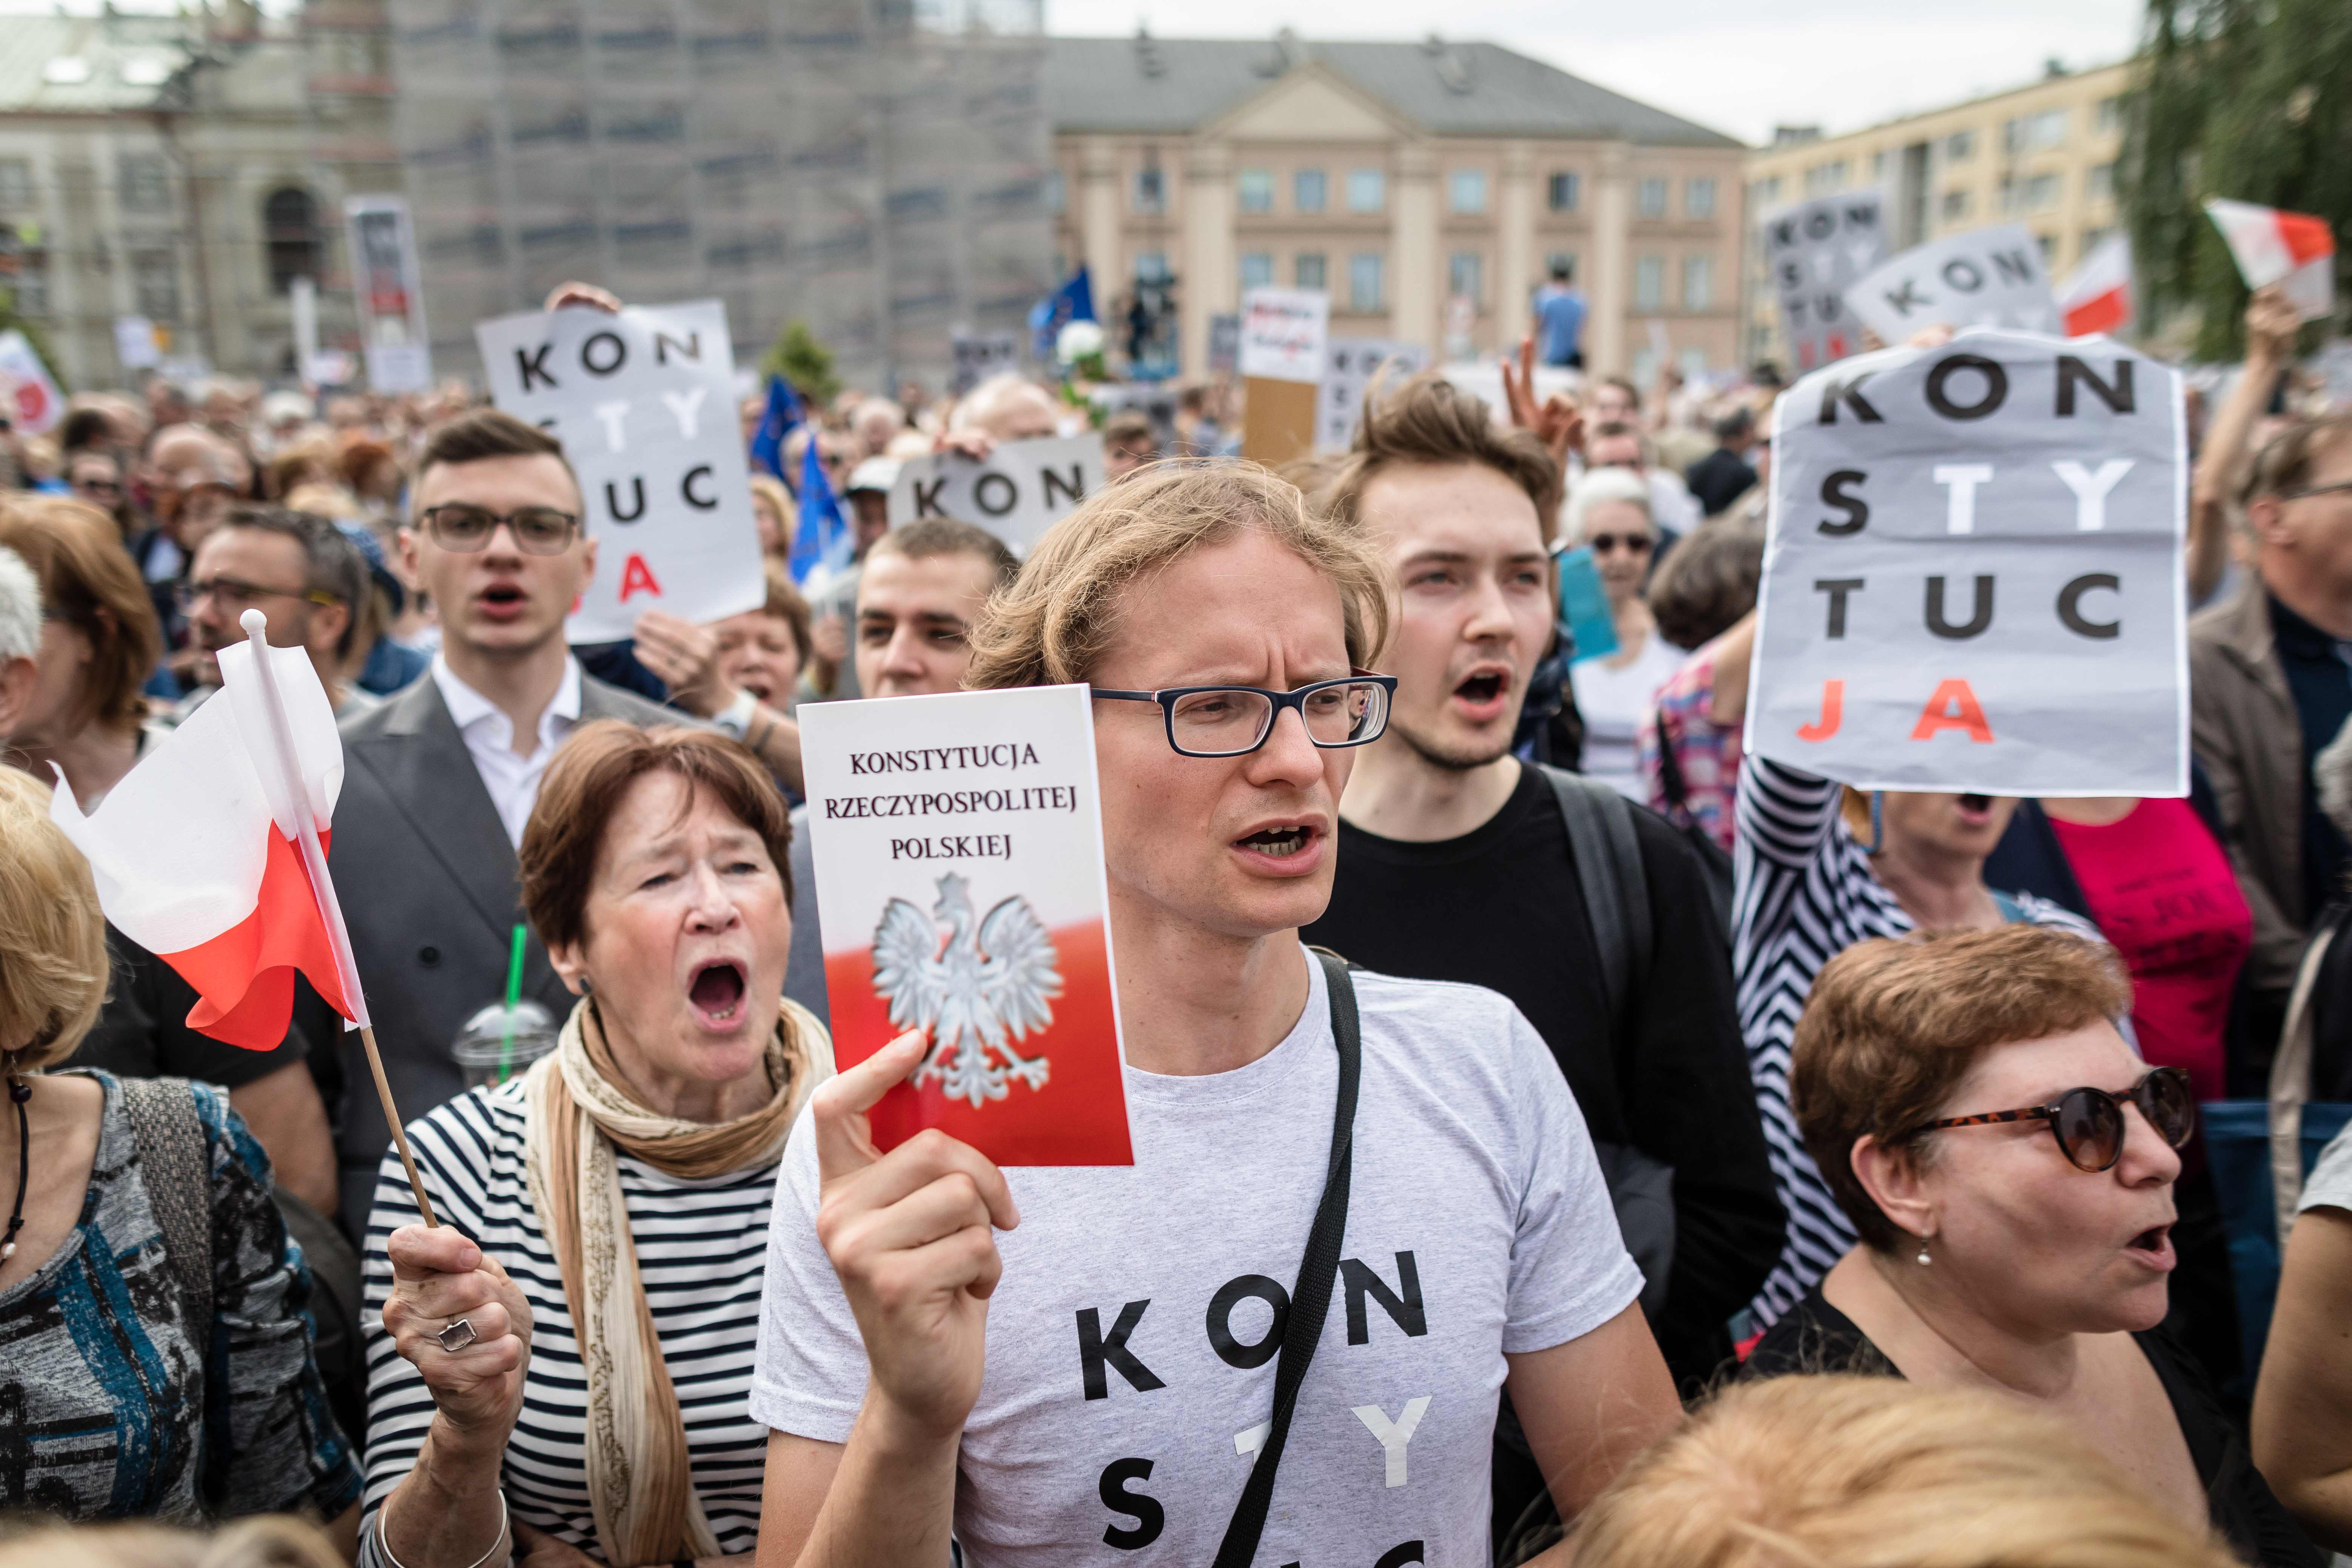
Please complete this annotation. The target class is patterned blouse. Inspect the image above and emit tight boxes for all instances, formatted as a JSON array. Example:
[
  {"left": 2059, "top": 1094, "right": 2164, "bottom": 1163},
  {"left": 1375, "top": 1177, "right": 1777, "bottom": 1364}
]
[
  {"left": 1639, "top": 639, "right": 1742, "bottom": 852},
  {"left": 0, "top": 1070, "right": 360, "bottom": 1524}
]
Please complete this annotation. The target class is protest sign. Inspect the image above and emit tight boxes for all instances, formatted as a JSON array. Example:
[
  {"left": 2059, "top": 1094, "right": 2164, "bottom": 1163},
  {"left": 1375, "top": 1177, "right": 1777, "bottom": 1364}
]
[
  {"left": 342, "top": 195, "right": 433, "bottom": 394},
  {"left": 0, "top": 330, "right": 63, "bottom": 434},
  {"left": 952, "top": 328, "right": 1022, "bottom": 396},
  {"left": 477, "top": 299, "right": 764, "bottom": 643},
  {"left": 1240, "top": 286, "right": 1329, "bottom": 465},
  {"left": 1761, "top": 187, "right": 1891, "bottom": 372},
  {"left": 113, "top": 316, "right": 160, "bottom": 371},
  {"left": 1843, "top": 223, "right": 2061, "bottom": 344},
  {"left": 1747, "top": 327, "right": 2187, "bottom": 796},
  {"left": 1318, "top": 337, "right": 1428, "bottom": 452},
  {"left": 799, "top": 685, "right": 1133, "bottom": 1166},
  {"left": 887, "top": 433, "right": 1104, "bottom": 555},
  {"left": 2206, "top": 199, "right": 2337, "bottom": 322}
]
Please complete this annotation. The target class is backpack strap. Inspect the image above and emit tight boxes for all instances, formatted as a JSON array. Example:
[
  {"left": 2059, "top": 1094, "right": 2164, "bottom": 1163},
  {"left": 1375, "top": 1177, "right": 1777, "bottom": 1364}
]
[
  {"left": 119, "top": 1075, "right": 214, "bottom": 1335},
  {"left": 1538, "top": 765, "right": 1654, "bottom": 1037},
  {"left": 2270, "top": 914, "right": 2339, "bottom": 1243}
]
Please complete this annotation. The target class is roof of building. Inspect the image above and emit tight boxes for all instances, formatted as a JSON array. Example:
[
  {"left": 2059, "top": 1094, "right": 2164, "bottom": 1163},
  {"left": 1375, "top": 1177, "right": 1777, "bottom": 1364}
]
[
  {"left": 0, "top": 14, "right": 199, "bottom": 114},
  {"left": 1045, "top": 34, "right": 1744, "bottom": 148}
]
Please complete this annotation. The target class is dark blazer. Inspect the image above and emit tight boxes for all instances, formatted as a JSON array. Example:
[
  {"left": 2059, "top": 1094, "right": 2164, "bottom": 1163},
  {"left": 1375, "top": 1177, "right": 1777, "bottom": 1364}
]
[{"left": 325, "top": 668, "right": 683, "bottom": 1230}]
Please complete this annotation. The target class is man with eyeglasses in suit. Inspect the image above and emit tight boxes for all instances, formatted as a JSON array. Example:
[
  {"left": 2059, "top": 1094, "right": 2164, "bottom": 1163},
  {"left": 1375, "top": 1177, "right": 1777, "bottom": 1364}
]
[{"left": 174, "top": 505, "right": 378, "bottom": 722}]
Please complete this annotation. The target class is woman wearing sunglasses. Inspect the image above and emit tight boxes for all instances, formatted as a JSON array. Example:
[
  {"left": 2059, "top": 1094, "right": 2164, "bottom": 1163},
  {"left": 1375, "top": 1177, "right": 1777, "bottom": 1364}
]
[
  {"left": 1745, "top": 925, "right": 2322, "bottom": 1568},
  {"left": 1560, "top": 466, "right": 1683, "bottom": 800}
]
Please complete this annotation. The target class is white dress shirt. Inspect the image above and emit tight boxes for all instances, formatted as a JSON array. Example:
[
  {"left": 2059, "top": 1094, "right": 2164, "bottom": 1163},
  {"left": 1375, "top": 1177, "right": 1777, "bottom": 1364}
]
[{"left": 430, "top": 653, "right": 583, "bottom": 848}]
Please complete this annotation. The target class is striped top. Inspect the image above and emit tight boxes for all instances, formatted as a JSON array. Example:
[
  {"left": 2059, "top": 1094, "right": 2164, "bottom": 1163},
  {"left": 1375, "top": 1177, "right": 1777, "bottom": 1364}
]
[
  {"left": 1733, "top": 758, "right": 2095, "bottom": 1326},
  {"left": 358, "top": 1080, "right": 776, "bottom": 1560}
]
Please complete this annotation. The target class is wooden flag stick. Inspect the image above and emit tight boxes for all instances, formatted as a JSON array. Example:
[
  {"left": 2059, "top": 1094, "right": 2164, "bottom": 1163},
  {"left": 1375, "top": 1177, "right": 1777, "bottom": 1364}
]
[{"left": 238, "top": 610, "right": 438, "bottom": 1226}]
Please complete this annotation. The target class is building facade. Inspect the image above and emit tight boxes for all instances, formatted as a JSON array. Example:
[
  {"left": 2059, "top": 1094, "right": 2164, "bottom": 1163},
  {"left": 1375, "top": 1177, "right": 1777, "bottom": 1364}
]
[
  {"left": 1046, "top": 32, "right": 1748, "bottom": 382},
  {"left": 1742, "top": 60, "right": 2130, "bottom": 367}
]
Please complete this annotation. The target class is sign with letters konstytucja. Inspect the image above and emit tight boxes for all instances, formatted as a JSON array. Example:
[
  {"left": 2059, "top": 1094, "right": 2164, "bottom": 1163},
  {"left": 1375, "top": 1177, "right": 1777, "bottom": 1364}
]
[
  {"left": 799, "top": 684, "right": 1134, "bottom": 1166},
  {"left": 1760, "top": 186, "right": 1891, "bottom": 373},
  {"left": 1747, "top": 327, "right": 2188, "bottom": 796},
  {"left": 476, "top": 299, "right": 763, "bottom": 643},
  {"left": 886, "top": 433, "right": 1106, "bottom": 556}
]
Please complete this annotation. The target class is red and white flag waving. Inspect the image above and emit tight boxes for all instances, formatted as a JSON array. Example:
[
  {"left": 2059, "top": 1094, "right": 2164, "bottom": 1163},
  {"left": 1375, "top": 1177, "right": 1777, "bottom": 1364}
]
[
  {"left": 2206, "top": 198, "right": 2337, "bottom": 321},
  {"left": 2056, "top": 232, "right": 2135, "bottom": 338},
  {"left": 50, "top": 631, "right": 360, "bottom": 1049}
]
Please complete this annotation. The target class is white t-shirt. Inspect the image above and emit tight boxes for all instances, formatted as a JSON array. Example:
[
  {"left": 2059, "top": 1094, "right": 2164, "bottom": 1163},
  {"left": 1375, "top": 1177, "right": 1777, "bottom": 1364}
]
[
  {"left": 1571, "top": 632, "right": 1688, "bottom": 801},
  {"left": 2300, "top": 1118, "right": 2352, "bottom": 1216},
  {"left": 752, "top": 950, "right": 1640, "bottom": 1566}
]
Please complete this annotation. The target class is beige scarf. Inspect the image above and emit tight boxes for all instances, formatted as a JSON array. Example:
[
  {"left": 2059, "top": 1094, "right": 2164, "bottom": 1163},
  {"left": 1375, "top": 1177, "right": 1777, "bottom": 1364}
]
[{"left": 523, "top": 994, "right": 831, "bottom": 1566}]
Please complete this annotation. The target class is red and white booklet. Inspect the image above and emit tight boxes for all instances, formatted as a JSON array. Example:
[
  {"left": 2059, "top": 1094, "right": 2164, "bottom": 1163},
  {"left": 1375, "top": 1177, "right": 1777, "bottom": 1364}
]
[{"left": 798, "top": 685, "right": 1134, "bottom": 1166}]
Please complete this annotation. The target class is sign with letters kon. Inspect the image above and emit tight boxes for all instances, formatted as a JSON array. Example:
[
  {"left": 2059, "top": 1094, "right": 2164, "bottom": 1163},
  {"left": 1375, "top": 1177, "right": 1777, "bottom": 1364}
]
[
  {"left": 799, "top": 685, "right": 1133, "bottom": 1166},
  {"left": 1842, "top": 222, "right": 2062, "bottom": 344},
  {"left": 887, "top": 433, "right": 1104, "bottom": 555},
  {"left": 476, "top": 300, "right": 763, "bottom": 643},
  {"left": 1747, "top": 327, "right": 2188, "bottom": 796},
  {"left": 1761, "top": 187, "right": 1891, "bottom": 372}
]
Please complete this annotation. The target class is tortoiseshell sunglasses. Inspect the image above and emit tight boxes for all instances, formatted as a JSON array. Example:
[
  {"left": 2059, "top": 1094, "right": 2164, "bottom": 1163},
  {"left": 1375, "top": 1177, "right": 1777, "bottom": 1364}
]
[{"left": 1906, "top": 1066, "right": 2196, "bottom": 1173}]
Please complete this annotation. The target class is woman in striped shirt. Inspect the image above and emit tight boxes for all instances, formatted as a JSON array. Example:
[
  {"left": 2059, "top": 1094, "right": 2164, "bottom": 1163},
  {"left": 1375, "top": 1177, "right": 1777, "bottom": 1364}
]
[
  {"left": 1734, "top": 751, "right": 2098, "bottom": 1329},
  {"left": 360, "top": 724, "right": 830, "bottom": 1568}
]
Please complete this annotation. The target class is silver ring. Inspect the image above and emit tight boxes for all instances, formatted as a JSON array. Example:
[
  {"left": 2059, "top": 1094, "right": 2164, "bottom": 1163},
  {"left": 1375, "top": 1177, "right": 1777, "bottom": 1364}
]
[{"left": 435, "top": 1317, "right": 478, "bottom": 1352}]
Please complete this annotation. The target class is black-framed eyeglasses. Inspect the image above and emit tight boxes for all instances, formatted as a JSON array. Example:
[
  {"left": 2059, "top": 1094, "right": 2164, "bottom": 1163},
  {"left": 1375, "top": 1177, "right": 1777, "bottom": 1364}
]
[
  {"left": 2282, "top": 479, "right": 2352, "bottom": 503},
  {"left": 175, "top": 575, "right": 343, "bottom": 615},
  {"left": 417, "top": 503, "right": 580, "bottom": 555},
  {"left": 1091, "top": 674, "right": 1397, "bottom": 758},
  {"left": 1906, "top": 1066, "right": 2196, "bottom": 1173}
]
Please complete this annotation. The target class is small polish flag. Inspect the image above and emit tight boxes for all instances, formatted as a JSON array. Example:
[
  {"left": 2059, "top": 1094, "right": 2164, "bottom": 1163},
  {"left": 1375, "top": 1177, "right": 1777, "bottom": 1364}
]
[
  {"left": 2056, "top": 233, "right": 2135, "bottom": 338},
  {"left": 49, "top": 628, "right": 359, "bottom": 1049},
  {"left": 2205, "top": 198, "right": 2337, "bottom": 321}
]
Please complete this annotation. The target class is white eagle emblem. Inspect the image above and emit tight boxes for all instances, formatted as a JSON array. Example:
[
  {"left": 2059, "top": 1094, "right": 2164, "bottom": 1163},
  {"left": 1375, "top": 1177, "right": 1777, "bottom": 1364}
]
[{"left": 871, "top": 872, "right": 1063, "bottom": 1106}]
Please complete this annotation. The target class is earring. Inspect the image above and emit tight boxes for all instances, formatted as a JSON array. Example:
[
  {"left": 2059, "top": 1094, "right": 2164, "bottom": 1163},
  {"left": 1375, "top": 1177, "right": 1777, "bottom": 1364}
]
[{"left": 1916, "top": 1238, "right": 1932, "bottom": 1266}]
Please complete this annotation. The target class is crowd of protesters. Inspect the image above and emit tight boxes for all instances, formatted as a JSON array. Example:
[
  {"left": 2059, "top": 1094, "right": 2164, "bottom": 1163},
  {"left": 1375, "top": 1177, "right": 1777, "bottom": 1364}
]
[{"left": 0, "top": 268, "right": 2350, "bottom": 1568}]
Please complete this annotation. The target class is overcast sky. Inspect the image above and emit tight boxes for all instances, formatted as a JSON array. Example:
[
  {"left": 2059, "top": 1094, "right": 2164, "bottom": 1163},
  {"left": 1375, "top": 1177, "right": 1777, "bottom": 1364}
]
[{"left": 1046, "top": 0, "right": 2148, "bottom": 146}]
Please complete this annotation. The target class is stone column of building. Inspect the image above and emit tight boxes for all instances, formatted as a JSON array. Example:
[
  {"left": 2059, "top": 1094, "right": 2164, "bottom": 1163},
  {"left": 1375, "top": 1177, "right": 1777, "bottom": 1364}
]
[
  {"left": 1180, "top": 137, "right": 1234, "bottom": 382},
  {"left": 1078, "top": 137, "right": 1120, "bottom": 299},
  {"left": 1587, "top": 139, "right": 1632, "bottom": 377},
  {"left": 1391, "top": 141, "right": 1438, "bottom": 355},
  {"left": 1495, "top": 141, "right": 1536, "bottom": 360}
]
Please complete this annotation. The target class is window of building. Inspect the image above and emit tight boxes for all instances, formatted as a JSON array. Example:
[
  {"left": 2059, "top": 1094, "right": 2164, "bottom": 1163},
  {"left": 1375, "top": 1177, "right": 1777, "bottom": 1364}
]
[
  {"left": 263, "top": 186, "right": 320, "bottom": 294},
  {"left": 2082, "top": 224, "right": 2113, "bottom": 254},
  {"left": 1447, "top": 251, "right": 1483, "bottom": 305},
  {"left": 1945, "top": 129, "right": 1976, "bottom": 160},
  {"left": 1295, "top": 251, "right": 1326, "bottom": 290},
  {"left": 1637, "top": 177, "right": 1668, "bottom": 217},
  {"left": 1684, "top": 177, "right": 1716, "bottom": 220},
  {"left": 1870, "top": 150, "right": 1889, "bottom": 182},
  {"left": 1449, "top": 169, "right": 1487, "bottom": 215},
  {"left": 1942, "top": 188, "right": 1972, "bottom": 221},
  {"left": 132, "top": 245, "right": 179, "bottom": 319},
  {"left": 2003, "top": 108, "right": 2068, "bottom": 155},
  {"left": 1548, "top": 171, "right": 1579, "bottom": 212},
  {"left": 2025, "top": 171, "right": 2062, "bottom": 211},
  {"left": 1804, "top": 160, "right": 1847, "bottom": 196},
  {"left": 1295, "top": 168, "right": 1326, "bottom": 213},
  {"left": 1682, "top": 254, "right": 1712, "bottom": 309},
  {"left": 1134, "top": 163, "right": 1165, "bottom": 214},
  {"left": 1043, "top": 168, "right": 1065, "bottom": 215},
  {"left": 1239, "top": 251, "right": 1273, "bottom": 291},
  {"left": 1634, "top": 254, "right": 1664, "bottom": 310},
  {"left": 1348, "top": 251, "right": 1384, "bottom": 311},
  {"left": 1347, "top": 168, "right": 1385, "bottom": 213},
  {"left": 2096, "top": 95, "right": 2122, "bottom": 134},
  {"left": 1134, "top": 250, "right": 1170, "bottom": 284},
  {"left": 119, "top": 153, "right": 171, "bottom": 214},
  {"left": 2086, "top": 160, "right": 2116, "bottom": 202},
  {"left": 0, "top": 159, "right": 32, "bottom": 210},
  {"left": 1751, "top": 174, "right": 1781, "bottom": 208},
  {"left": 9, "top": 248, "right": 48, "bottom": 316},
  {"left": 1237, "top": 168, "right": 1273, "bottom": 214}
]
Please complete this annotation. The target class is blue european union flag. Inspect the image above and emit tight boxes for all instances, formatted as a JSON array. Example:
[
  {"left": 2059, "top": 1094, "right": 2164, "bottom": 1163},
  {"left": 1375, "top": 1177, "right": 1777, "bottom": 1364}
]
[
  {"left": 749, "top": 374, "right": 802, "bottom": 481},
  {"left": 788, "top": 432, "right": 852, "bottom": 586}
]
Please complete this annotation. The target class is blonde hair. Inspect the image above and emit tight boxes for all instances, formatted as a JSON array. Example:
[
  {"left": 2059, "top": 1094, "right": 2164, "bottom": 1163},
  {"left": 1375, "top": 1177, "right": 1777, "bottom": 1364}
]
[
  {"left": 0, "top": 769, "right": 108, "bottom": 1074},
  {"left": 0, "top": 1516, "right": 342, "bottom": 1568},
  {"left": 964, "top": 460, "right": 1391, "bottom": 691},
  {"left": 1576, "top": 1375, "right": 2243, "bottom": 1568}
]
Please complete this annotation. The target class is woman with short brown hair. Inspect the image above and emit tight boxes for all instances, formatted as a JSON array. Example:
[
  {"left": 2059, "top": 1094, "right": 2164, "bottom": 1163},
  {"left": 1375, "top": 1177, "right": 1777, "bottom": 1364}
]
[
  {"left": 1745, "top": 924, "right": 2320, "bottom": 1567},
  {"left": 360, "top": 722, "right": 830, "bottom": 1568}
]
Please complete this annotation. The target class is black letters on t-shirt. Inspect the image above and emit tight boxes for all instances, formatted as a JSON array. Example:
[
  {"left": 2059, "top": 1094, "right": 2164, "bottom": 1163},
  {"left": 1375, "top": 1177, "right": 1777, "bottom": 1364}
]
[
  {"left": 1342, "top": 1252, "right": 1427, "bottom": 1345},
  {"left": 1077, "top": 1300, "right": 1166, "bottom": 1400},
  {"left": 1097, "top": 1457, "right": 1165, "bottom": 1549}
]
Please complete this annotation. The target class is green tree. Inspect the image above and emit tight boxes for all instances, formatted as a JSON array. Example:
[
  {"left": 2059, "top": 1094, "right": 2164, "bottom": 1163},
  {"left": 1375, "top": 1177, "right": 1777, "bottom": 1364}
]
[
  {"left": 760, "top": 319, "right": 841, "bottom": 406},
  {"left": 2120, "top": 0, "right": 2352, "bottom": 358}
]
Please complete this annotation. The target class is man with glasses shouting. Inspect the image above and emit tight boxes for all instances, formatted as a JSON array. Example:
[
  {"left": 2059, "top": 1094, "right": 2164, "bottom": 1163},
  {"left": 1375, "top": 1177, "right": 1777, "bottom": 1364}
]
[{"left": 323, "top": 410, "right": 693, "bottom": 1229}]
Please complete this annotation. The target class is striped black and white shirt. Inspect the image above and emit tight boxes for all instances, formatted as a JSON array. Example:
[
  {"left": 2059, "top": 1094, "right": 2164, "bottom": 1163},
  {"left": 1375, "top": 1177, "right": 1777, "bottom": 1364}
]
[
  {"left": 358, "top": 1080, "right": 776, "bottom": 1560},
  {"left": 1733, "top": 758, "right": 2096, "bottom": 1327}
]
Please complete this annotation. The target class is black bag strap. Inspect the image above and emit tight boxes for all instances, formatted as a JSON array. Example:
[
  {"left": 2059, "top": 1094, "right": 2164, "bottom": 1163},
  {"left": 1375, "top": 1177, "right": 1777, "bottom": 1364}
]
[
  {"left": 1212, "top": 947, "right": 1362, "bottom": 1568},
  {"left": 1537, "top": 764, "right": 1654, "bottom": 1037},
  {"left": 1652, "top": 705, "right": 1692, "bottom": 810},
  {"left": 119, "top": 1075, "right": 214, "bottom": 1334}
]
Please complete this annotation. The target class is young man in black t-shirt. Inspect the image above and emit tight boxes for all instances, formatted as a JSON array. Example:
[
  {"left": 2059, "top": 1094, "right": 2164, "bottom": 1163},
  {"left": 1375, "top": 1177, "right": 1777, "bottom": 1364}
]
[{"left": 1302, "top": 374, "right": 1783, "bottom": 1397}]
